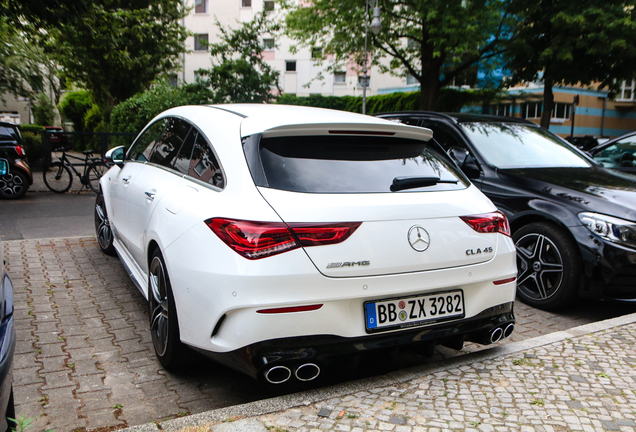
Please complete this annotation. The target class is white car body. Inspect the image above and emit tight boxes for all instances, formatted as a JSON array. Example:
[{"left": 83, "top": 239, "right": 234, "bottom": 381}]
[{"left": 97, "top": 104, "right": 517, "bottom": 383}]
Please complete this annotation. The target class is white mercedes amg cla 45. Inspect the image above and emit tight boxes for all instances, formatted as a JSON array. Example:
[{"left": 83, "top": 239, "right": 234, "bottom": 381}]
[{"left": 95, "top": 104, "right": 517, "bottom": 384}]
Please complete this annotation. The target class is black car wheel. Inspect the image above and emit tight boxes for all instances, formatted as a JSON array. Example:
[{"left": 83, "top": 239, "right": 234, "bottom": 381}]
[
  {"left": 94, "top": 192, "right": 117, "bottom": 256},
  {"left": 148, "top": 250, "right": 194, "bottom": 368},
  {"left": 513, "top": 222, "right": 580, "bottom": 310},
  {"left": 0, "top": 169, "right": 28, "bottom": 199}
]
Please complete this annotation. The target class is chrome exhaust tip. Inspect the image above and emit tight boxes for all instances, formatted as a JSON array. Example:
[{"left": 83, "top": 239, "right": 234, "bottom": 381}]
[
  {"left": 490, "top": 327, "right": 503, "bottom": 344},
  {"left": 295, "top": 363, "right": 320, "bottom": 382},
  {"left": 504, "top": 323, "right": 515, "bottom": 338},
  {"left": 264, "top": 365, "right": 292, "bottom": 384}
]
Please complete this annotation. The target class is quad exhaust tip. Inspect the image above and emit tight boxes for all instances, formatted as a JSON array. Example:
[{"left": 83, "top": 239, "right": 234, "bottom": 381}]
[
  {"left": 504, "top": 323, "right": 515, "bottom": 338},
  {"left": 490, "top": 327, "right": 503, "bottom": 344},
  {"left": 264, "top": 363, "right": 321, "bottom": 384},
  {"left": 295, "top": 363, "right": 321, "bottom": 382},
  {"left": 264, "top": 365, "right": 292, "bottom": 384}
]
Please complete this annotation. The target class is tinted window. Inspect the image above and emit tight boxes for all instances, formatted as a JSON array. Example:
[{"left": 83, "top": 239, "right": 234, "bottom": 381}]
[
  {"left": 128, "top": 119, "right": 167, "bottom": 162},
  {"left": 594, "top": 136, "right": 636, "bottom": 169},
  {"left": 255, "top": 135, "right": 468, "bottom": 193},
  {"left": 149, "top": 118, "right": 192, "bottom": 168},
  {"left": 460, "top": 123, "right": 590, "bottom": 169},
  {"left": 188, "top": 132, "right": 224, "bottom": 189},
  {"left": 173, "top": 130, "right": 196, "bottom": 175},
  {"left": 0, "top": 126, "right": 20, "bottom": 142}
]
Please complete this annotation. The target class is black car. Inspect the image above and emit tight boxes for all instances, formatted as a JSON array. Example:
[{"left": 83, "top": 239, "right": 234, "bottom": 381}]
[
  {"left": 376, "top": 112, "right": 636, "bottom": 310},
  {"left": 0, "top": 121, "right": 33, "bottom": 199},
  {"left": 589, "top": 131, "right": 636, "bottom": 175},
  {"left": 0, "top": 159, "right": 16, "bottom": 431}
]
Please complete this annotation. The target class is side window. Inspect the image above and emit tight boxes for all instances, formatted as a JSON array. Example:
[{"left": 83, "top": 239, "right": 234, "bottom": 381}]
[
  {"left": 173, "top": 129, "right": 196, "bottom": 175},
  {"left": 149, "top": 118, "right": 193, "bottom": 168},
  {"left": 189, "top": 132, "right": 225, "bottom": 189},
  {"left": 128, "top": 119, "right": 167, "bottom": 162}
]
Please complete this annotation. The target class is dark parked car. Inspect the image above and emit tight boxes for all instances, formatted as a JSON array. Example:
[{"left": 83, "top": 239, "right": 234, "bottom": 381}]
[
  {"left": 589, "top": 131, "right": 636, "bottom": 175},
  {"left": 0, "top": 159, "right": 16, "bottom": 431},
  {"left": 376, "top": 112, "right": 636, "bottom": 310},
  {"left": 0, "top": 121, "right": 33, "bottom": 199},
  {"left": 43, "top": 126, "right": 68, "bottom": 148}
]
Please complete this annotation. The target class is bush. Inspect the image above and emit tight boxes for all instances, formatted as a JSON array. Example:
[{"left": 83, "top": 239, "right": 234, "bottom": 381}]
[
  {"left": 276, "top": 88, "right": 500, "bottom": 114},
  {"left": 59, "top": 91, "right": 93, "bottom": 132},
  {"left": 33, "top": 93, "right": 56, "bottom": 126},
  {"left": 21, "top": 132, "right": 43, "bottom": 166},
  {"left": 110, "top": 81, "right": 213, "bottom": 147},
  {"left": 20, "top": 125, "right": 45, "bottom": 134}
]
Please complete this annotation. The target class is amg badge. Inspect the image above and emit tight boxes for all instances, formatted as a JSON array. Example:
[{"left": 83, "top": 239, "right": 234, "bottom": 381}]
[{"left": 327, "top": 261, "right": 370, "bottom": 268}]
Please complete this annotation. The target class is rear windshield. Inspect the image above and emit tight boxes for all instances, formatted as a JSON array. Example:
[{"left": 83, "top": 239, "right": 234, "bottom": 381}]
[{"left": 246, "top": 135, "right": 469, "bottom": 193}]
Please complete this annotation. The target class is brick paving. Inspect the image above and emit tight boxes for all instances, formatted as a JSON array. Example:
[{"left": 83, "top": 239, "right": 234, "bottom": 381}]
[
  {"left": 3, "top": 237, "right": 636, "bottom": 431},
  {"left": 255, "top": 322, "right": 636, "bottom": 432}
]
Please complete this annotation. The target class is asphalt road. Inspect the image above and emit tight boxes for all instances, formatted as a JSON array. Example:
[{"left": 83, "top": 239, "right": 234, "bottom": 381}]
[{"left": 0, "top": 191, "right": 96, "bottom": 240}]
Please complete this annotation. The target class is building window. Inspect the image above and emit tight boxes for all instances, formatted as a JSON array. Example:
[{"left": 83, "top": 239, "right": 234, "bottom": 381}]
[
  {"left": 619, "top": 80, "right": 634, "bottom": 101},
  {"left": 358, "top": 75, "right": 370, "bottom": 88},
  {"left": 285, "top": 60, "right": 296, "bottom": 72},
  {"left": 552, "top": 103, "right": 571, "bottom": 120},
  {"left": 168, "top": 74, "right": 179, "bottom": 87},
  {"left": 195, "top": 0, "right": 207, "bottom": 13},
  {"left": 194, "top": 34, "right": 208, "bottom": 52},
  {"left": 242, "top": 0, "right": 251, "bottom": 7},
  {"left": 264, "top": 1, "right": 275, "bottom": 12},
  {"left": 334, "top": 72, "right": 346, "bottom": 84},
  {"left": 492, "top": 104, "right": 511, "bottom": 117},
  {"left": 406, "top": 74, "right": 418, "bottom": 85},
  {"left": 521, "top": 102, "right": 542, "bottom": 119},
  {"left": 263, "top": 38, "right": 275, "bottom": 51},
  {"left": 311, "top": 47, "right": 322, "bottom": 59}
]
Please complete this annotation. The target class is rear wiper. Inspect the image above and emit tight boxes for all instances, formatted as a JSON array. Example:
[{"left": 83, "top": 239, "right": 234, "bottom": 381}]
[{"left": 390, "top": 176, "right": 458, "bottom": 192}]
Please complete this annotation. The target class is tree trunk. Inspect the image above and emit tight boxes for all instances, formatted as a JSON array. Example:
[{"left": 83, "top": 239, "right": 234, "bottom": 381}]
[
  {"left": 418, "top": 78, "right": 440, "bottom": 111},
  {"left": 540, "top": 72, "right": 554, "bottom": 129}
]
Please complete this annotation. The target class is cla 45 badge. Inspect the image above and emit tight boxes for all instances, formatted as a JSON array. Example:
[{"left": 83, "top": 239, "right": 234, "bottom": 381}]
[{"left": 466, "top": 247, "right": 493, "bottom": 256}]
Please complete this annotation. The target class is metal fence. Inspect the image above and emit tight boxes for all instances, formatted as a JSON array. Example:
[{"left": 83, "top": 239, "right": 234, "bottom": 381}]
[{"left": 42, "top": 131, "right": 137, "bottom": 166}]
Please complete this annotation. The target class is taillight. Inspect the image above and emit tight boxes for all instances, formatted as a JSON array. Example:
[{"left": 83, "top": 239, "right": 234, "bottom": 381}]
[
  {"left": 14, "top": 146, "right": 26, "bottom": 158},
  {"left": 205, "top": 218, "right": 361, "bottom": 260},
  {"left": 460, "top": 211, "right": 511, "bottom": 237}
]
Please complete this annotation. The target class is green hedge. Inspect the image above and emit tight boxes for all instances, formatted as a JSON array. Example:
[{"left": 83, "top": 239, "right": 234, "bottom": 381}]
[
  {"left": 276, "top": 88, "right": 499, "bottom": 114},
  {"left": 19, "top": 125, "right": 45, "bottom": 134},
  {"left": 21, "top": 132, "right": 43, "bottom": 166}
]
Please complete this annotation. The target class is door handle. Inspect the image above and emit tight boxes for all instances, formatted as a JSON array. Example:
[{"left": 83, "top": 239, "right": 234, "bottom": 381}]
[
  {"left": 144, "top": 191, "right": 155, "bottom": 201},
  {"left": 122, "top": 177, "right": 130, "bottom": 185}
]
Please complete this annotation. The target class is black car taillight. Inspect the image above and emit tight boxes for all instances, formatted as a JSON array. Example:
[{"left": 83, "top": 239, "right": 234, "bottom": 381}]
[
  {"left": 14, "top": 145, "right": 26, "bottom": 158},
  {"left": 205, "top": 218, "right": 361, "bottom": 260}
]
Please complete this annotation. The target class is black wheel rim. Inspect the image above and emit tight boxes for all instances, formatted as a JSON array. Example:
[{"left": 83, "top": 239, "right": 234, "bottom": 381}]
[
  {"left": 94, "top": 197, "right": 112, "bottom": 250},
  {"left": 0, "top": 173, "right": 24, "bottom": 196},
  {"left": 149, "top": 257, "right": 169, "bottom": 357},
  {"left": 515, "top": 233, "right": 564, "bottom": 301}
]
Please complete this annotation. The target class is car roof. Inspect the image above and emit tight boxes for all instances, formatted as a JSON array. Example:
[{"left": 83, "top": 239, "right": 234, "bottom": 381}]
[
  {"left": 376, "top": 111, "right": 538, "bottom": 126},
  {"left": 0, "top": 121, "right": 18, "bottom": 128},
  {"left": 160, "top": 104, "right": 435, "bottom": 142}
]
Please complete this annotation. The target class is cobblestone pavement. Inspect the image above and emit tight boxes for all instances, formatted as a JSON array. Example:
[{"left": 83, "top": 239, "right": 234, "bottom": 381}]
[
  {"left": 3, "top": 237, "right": 636, "bottom": 431},
  {"left": 253, "top": 321, "right": 636, "bottom": 432}
]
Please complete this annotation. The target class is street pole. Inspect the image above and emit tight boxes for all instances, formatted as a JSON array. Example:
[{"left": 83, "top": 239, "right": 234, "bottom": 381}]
[{"left": 362, "top": 0, "right": 369, "bottom": 115}]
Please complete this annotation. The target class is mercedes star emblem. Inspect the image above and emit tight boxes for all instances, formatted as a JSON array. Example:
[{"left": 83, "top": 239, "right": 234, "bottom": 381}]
[{"left": 408, "top": 225, "right": 431, "bottom": 252}]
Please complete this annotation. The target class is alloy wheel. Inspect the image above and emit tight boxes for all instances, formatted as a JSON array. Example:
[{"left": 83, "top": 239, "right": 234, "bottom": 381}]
[
  {"left": 515, "top": 233, "right": 564, "bottom": 301},
  {"left": 94, "top": 200, "right": 111, "bottom": 250},
  {"left": 149, "top": 257, "right": 169, "bottom": 357}
]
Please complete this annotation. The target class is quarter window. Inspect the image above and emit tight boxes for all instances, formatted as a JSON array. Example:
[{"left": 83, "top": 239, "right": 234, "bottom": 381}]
[
  {"left": 189, "top": 133, "right": 225, "bottom": 189},
  {"left": 149, "top": 118, "right": 193, "bottom": 169}
]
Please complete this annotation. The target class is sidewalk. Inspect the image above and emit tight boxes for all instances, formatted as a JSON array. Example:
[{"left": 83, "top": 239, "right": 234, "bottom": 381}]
[{"left": 124, "top": 313, "right": 636, "bottom": 432}]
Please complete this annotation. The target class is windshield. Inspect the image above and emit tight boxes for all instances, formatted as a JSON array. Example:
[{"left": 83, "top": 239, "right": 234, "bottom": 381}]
[
  {"left": 249, "top": 135, "right": 469, "bottom": 193},
  {"left": 460, "top": 122, "right": 591, "bottom": 169}
]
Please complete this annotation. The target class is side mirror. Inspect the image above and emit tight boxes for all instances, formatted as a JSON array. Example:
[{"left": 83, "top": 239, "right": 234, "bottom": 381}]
[
  {"left": 105, "top": 146, "right": 126, "bottom": 168},
  {"left": 448, "top": 147, "right": 481, "bottom": 179},
  {"left": 0, "top": 159, "right": 7, "bottom": 175},
  {"left": 448, "top": 147, "right": 469, "bottom": 166}
]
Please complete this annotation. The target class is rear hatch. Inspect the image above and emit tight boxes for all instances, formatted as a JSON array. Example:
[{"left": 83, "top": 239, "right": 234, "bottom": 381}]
[{"left": 244, "top": 125, "right": 501, "bottom": 278}]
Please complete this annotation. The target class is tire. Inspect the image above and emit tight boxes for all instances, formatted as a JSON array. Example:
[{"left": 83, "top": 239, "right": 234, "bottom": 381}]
[
  {"left": 43, "top": 162, "right": 72, "bottom": 193},
  {"left": 0, "top": 169, "right": 28, "bottom": 199},
  {"left": 513, "top": 222, "right": 580, "bottom": 310},
  {"left": 87, "top": 162, "right": 109, "bottom": 193},
  {"left": 94, "top": 192, "right": 117, "bottom": 256},
  {"left": 148, "top": 249, "right": 195, "bottom": 368},
  {"left": 6, "top": 386, "right": 15, "bottom": 431}
]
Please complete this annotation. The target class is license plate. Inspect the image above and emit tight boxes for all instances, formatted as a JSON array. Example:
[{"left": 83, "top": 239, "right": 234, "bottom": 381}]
[{"left": 364, "top": 290, "right": 465, "bottom": 333}]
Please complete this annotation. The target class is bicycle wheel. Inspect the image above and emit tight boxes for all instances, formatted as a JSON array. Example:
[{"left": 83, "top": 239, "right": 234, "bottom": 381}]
[
  {"left": 43, "top": 162, "right": 73, "bottom": 193},
  {"left": 87, "top": 162, "right": 109, "bottom": 193}
]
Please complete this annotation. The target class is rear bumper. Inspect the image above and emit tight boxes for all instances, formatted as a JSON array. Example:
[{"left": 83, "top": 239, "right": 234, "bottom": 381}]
[{"left": 196, "top": 302, "right": 514, "bottom": 381}]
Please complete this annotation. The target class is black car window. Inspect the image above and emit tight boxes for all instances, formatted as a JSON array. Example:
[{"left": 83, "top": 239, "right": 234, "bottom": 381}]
[
  {"left": 188, "top": 132, "right": 225, "bottom": 189},
  {"left": 0, "top": 126, "right": 20, "bottom": 142},
  {"left": 149, "top": 118, "right": 193, "bottom": 168},
  {"left": 419, "top": 121, "right": 467, "bottom": 153},
  {"left": 127, "top": 119, "right": 168, "bottom": 162},
  {"left": 594, "top": 136, "right": 636, "bottom": 169},
  {"left": 252, "top": 135, "right": 468, "bottom": 193},
  {"left": 460, "top": 122, "right": 590, "bottom": 169}
]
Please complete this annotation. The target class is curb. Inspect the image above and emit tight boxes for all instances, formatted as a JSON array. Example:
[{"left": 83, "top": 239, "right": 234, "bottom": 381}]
[{"left": 120, "top": 311, "right": 636, "bottom": 432}]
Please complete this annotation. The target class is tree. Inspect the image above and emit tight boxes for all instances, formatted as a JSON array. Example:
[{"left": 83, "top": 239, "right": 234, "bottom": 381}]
[
  {"left": 0, "top": 17, "right": 43, "bottom": 100},
  {"left": 4, "top": 0, "right": 189, "bottom": 118},
  {"left": 505, "top": 0, "right": 636, "bottom": 129},
  {"left": 196, "top": 13, "right": 281, "bottom": 104},
  {"left": 282, "top": 0, "right": 515, "bottom": 110}
]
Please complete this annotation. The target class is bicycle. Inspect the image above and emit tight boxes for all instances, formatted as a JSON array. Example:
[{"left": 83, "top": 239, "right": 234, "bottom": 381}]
[{"left": 43, "top": 147, "right": 110, "bottom": 194}]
